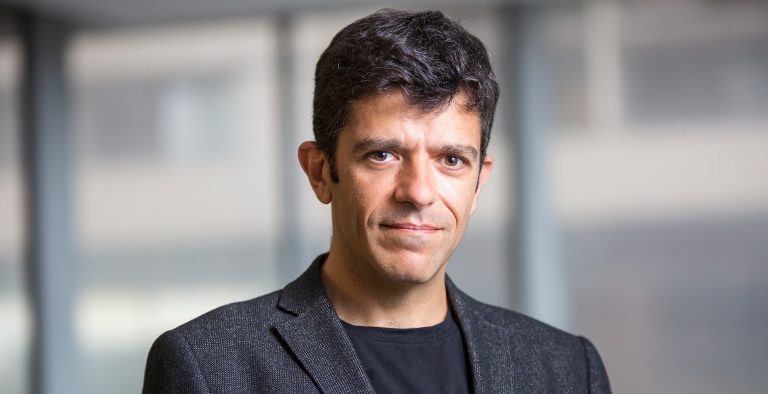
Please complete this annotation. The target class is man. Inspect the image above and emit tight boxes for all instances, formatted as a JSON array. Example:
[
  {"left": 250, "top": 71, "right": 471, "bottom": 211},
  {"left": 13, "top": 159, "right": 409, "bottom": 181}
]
[{"left": 143, "top": 9, "right": 611, "bottom": 393}]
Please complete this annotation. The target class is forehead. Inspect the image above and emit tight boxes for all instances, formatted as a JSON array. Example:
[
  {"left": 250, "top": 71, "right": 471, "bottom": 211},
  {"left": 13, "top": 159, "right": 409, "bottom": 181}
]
[{"left": 343, "top": 91, "right": 482, "bottom": 146}]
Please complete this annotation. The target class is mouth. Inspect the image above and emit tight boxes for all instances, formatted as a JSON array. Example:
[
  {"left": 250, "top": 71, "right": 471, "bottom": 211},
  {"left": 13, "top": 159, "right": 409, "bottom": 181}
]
[{"left": 381, "top": 223, "right": 441, "bottom": 232}]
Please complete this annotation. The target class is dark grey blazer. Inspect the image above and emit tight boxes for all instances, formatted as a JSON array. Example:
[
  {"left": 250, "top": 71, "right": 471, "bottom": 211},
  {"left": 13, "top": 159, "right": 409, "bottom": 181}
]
[{"left": 143, "top": 255, "right": 611, "bottom": 393}]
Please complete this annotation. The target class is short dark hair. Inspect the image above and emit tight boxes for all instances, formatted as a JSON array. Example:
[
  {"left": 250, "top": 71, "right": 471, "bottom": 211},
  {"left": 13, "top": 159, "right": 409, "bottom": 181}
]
[{"left": 313, "top": 9, "right": 500, "bottom": 181}]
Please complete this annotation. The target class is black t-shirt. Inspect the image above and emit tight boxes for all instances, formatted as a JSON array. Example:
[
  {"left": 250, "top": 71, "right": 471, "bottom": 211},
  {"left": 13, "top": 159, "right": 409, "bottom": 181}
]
[{"left": 342, "top": 310, "right": 472, "bottom": 394}]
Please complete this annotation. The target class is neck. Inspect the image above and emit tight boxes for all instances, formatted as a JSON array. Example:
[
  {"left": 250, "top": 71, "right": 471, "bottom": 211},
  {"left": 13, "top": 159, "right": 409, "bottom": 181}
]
[{"left": 320, "top": 251, "right": 448, "bottom": 329}]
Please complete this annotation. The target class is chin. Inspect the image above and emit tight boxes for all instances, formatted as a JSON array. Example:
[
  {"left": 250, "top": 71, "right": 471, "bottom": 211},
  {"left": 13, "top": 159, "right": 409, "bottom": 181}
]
[{"left": 377, "top": 252, "right": 444, "bottom": 285}]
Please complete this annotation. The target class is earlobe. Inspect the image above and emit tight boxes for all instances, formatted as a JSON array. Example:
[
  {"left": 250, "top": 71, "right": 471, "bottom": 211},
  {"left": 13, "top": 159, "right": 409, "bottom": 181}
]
[
  {"left": 298, "top": 141, "right": 333, "bottom": 204},
  {"left": 470, "top": 155, "right": 493, "bottom": 215}
]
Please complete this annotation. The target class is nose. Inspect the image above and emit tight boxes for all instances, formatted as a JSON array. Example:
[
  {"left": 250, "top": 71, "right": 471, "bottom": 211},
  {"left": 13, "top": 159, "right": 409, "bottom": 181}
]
[{"left": 394, "top": 159, "right": 436, "bottom": 208}]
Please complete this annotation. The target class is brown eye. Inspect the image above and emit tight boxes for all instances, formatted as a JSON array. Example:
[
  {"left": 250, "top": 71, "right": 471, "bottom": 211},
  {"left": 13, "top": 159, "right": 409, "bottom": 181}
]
[
  {"left": 368, "top": 151, "right": 394, "bottom": 162},
  {"left": 443, "top": 155, "right": 466, "bottom": 168}
]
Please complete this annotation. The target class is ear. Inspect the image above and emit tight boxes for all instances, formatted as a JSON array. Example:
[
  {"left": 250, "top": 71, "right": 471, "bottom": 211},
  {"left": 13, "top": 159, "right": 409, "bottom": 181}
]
[
  {"left": 298, "top": 141, "right": 332, "bottom": 204},
  {"left": 470, "top": 154, "right": 493, "bottom": 215}
]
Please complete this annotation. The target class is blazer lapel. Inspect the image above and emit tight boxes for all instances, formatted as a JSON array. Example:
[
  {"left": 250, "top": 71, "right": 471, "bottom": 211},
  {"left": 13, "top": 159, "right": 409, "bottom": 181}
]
[
  {"left": 448, "top": 278, "right": 514, "bottom": 393},
  {"left": 274, "top": 255, "right": 374, "bottom": 394}
]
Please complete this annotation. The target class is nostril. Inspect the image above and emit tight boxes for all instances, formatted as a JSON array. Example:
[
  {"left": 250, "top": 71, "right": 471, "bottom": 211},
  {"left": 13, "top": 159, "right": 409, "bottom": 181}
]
[{"left": 395, "top": 175, "right": 436, "bottom": 207}]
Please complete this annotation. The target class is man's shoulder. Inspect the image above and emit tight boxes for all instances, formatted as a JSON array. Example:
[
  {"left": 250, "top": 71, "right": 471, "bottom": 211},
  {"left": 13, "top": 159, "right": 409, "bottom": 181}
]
[
  {"left": 143, "top": 285, "right": 329, "bottom": 393},
  {"left": 453, "top": 286, "right": 588, "bottom": 353},
  {"left": 469, "top": 297, "right": 575, "bottom": 336},
  {"left": 453, "top": 290, "right": 611, "bottom": 392},
  {"left": 159, "top": 255, "right": 328, "bottom": 345},
  {"left": 170, "top": 289, "right": 287, "bottom": 341}
]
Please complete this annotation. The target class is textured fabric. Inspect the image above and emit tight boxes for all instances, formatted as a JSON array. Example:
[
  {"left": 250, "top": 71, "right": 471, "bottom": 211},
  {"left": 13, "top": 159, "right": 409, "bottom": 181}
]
[
  {"left": 143, "top": 254, "right": 612, "bottom": 393},
  {"left": 342, "top": 309, "right": 471, "bottom": 393}
]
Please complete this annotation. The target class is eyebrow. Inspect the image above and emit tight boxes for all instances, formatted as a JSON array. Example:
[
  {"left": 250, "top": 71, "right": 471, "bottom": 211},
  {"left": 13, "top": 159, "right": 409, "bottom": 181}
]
[
  {"left": 352, "top": 138, "right": 403, "bottom": 155},
  {"left": 352, "top": 138, "right": 479, "bottom": 161},
  {"left": 437, "top": 144, "right": 479, "bottom": 161}
]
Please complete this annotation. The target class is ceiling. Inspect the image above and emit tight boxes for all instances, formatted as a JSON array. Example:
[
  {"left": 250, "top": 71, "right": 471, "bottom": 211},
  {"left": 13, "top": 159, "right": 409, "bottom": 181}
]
[{"left": 2, "top": 0, "right": 519, "bottom": 27}]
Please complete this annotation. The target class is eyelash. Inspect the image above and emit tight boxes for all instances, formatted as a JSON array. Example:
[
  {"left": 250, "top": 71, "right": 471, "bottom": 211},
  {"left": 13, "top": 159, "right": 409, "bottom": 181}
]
[{"left": 367, "top": 151, "right": 396, "bottom": 162}]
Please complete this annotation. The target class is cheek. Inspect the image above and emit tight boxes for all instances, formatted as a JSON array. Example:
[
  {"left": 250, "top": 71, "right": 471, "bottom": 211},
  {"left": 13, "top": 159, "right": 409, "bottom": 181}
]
[
  {"left": 347, "top": 174, "right": 386, "bottom": 220},
  {"left": 435, "top": 176, "right": 476, "bottom": 222}
]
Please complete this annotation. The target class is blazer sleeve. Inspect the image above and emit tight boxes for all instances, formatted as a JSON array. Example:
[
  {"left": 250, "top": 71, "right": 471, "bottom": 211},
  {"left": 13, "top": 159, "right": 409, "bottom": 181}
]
[
  {"left": 143, "top": 330, "right": 211, "bottom": 394},
  {"left": 579, "top": 336, "right": 612, "bottom": 394}
]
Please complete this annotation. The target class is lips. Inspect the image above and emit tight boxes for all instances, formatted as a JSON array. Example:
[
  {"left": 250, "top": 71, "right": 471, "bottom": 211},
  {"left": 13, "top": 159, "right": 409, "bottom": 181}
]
[{"left": 381, "top": 223, "right": 441, "bottom": 231}]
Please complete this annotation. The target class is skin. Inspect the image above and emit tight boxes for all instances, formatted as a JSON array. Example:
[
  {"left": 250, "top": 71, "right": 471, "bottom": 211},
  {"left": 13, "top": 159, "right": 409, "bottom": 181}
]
[{"left": 298, "top": 90, "right": 493, "bottom": 328}]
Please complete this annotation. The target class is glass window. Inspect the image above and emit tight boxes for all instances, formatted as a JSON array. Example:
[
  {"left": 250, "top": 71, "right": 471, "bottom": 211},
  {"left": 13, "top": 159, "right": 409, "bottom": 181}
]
[
  {"left": 69, "top": 19, "right": 281, "bottom": 393},
  {"left": 621, "top": 2, "right": 768, "bottom": 125},
  {"left": 541, "top": 1, "right": 768, "bottom": 392}
]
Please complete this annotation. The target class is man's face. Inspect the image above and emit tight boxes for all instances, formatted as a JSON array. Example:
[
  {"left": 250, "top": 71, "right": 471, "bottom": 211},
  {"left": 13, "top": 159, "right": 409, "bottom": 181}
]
[{"left": 326, "top": 90, "right": 493, "bottom": 286}]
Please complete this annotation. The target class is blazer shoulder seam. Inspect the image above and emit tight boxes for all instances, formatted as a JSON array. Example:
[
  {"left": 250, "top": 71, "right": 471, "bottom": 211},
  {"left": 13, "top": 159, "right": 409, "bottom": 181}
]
[
  {"left": 579, "top": 336, "right": 594, "bottom": 391},
  {"left": 171, "top": 329, "right": 213, "bottom": 394}
]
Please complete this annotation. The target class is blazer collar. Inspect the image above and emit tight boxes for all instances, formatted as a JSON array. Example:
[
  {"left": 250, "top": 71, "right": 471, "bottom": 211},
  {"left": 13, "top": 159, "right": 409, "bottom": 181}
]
[
  {"left": 447, "top": 277, "right": 514, "bottom": 393},
  {"left": 274, "top": 254, "right": 374, "bottom": 394},
  {"left": 275, "top": 254, "right": 513, "bottom": 394}
]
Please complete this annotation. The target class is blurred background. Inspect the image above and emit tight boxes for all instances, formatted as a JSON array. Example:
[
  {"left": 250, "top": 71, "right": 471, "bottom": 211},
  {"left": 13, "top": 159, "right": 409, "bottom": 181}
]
[{"left": 1, "top": 0, "right": 767, "bottom": 393}]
